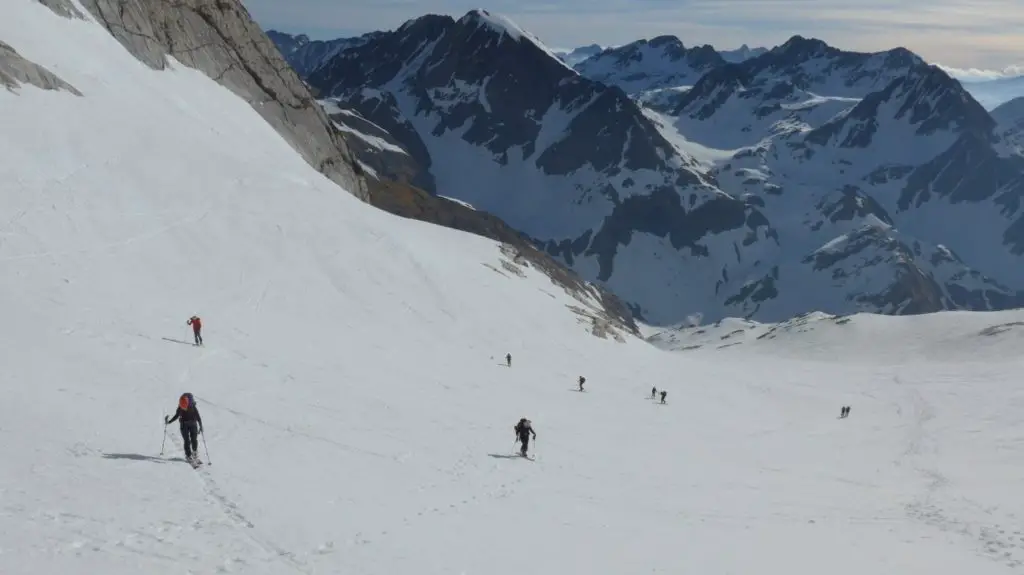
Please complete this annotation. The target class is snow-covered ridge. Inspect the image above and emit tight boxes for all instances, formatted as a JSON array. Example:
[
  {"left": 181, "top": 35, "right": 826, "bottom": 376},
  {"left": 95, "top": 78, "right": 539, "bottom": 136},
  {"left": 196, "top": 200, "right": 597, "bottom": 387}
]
[
  {"left": 276, "top": 15, "right": 1024, "bottom": 326},
  {"left": 459, "top": 9, "right": 576, "bottom": 74},
  {"left": 648, "top": 308, "right": 1024, "bottom": 362}
]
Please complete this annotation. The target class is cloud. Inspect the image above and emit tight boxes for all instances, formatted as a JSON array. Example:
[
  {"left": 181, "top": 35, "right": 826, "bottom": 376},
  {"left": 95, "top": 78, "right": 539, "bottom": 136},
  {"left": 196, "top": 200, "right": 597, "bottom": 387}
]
[
  {"left": 937, "top": 64, "right": 1024, "bottom": 82},
  {"left": 242, "top": 0, "right": 1024, "bottom": 69}
]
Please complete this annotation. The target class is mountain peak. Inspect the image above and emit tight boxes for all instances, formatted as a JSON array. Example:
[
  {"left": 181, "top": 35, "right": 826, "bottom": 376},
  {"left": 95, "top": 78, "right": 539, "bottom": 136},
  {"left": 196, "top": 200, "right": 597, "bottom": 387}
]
[
  {"left": 460, "top": 9, "right": 528, "bottom": 42},
  {"left": 777, "top": 35, "right": 832, "bottom": 56},
  {"left": 648, "top": 35, "right": 684, "bottom": 49}
]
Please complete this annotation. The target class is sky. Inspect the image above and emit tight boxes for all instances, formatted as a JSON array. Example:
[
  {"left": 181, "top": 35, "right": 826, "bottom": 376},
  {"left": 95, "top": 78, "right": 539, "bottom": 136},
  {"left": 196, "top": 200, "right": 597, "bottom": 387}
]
[{"left": 244, "top": 0, "right": 1023, "bottom": 77}]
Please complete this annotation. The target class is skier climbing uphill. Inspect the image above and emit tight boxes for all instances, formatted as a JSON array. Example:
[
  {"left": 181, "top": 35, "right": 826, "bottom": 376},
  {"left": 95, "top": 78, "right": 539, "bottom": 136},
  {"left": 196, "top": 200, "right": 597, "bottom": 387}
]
[
  {"left": 514, "top": 417, "right": 536, "bottom": 458},
  {"left": 187, "top": 315, "right": 203, "bottom": 346},
  {"left": 166, "top": 393, "right": 203, "bottom": 464}
]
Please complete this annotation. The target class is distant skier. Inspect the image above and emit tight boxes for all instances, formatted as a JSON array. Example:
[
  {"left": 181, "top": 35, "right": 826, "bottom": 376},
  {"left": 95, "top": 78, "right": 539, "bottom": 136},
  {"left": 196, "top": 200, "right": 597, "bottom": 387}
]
[
  {"left": 514, "top": 417, "right": 536, "bottom": 457},
  {"left": 166, "top": 392, "right": 204, "bottom": 464},
  {"left": 660, "top": 390, "right": 667, "bottom": 404},
  {"left": 840, "top": 406, "right": 847, "bottom": 418},
  {"left": 506, "top": 353, "right": 511, "bottom": 368},
  {"left": 651, "top": 386, "right": 657, "bottom": 399},
  {"left": 187, "top": 315, "right": 203, "bottom": 346},
  {"left": 578, "top": 376, "right": 585, "bottom": 391},
  {"left": 845, "top": 406, "right": 851, "bottom": 418}
]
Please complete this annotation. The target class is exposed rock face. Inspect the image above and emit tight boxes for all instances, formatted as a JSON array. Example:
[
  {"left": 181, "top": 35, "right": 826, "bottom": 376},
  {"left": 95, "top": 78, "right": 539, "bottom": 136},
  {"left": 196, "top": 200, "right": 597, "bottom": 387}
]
[
  {"left": 273, "top": 14, "right": 1024, "bottom": 324},
  {"left": 52, "top": 0, "right": 367, "bottom": 200},
  {"left": 0, "top": 40, "right": 81, "bottom": 94},
  {"left": 323, "top": 101, "right": 435, "bottom": 191},
  {"left": 267, "top": 30, "right": 381, "bottom": 78},
  {"left": 298, "top": 10, "right": 775, "bottom": 324},
  {"left": 573, "top": 36, "right": 725, "bottom": 94}
]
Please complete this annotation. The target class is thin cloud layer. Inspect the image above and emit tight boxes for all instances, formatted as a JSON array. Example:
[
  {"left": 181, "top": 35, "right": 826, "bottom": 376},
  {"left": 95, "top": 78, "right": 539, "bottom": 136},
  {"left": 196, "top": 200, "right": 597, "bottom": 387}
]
[{"left": 244, "top": 0, "right": 1024, "bottom": 70}]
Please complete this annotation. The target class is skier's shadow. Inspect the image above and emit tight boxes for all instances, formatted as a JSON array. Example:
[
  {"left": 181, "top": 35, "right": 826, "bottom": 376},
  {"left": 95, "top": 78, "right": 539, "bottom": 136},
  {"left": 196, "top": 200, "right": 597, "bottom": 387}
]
[
  {"left": 102, "top": 452, "right": 185, "bottom": 463},
  {"left": 487, "top": 453, "right": 525, "bottom": 460},
  {"left": 162, "top": 337, "right": 195, "bottom": 346}
]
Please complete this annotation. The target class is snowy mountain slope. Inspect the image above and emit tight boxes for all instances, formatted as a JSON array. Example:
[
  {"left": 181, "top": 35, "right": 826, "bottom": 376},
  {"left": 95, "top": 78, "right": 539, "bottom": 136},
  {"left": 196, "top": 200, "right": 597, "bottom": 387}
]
[
  {"left": 320, "top": 98, "right": 435, "bottom": 191},
  {"left": 992, "top": 96, "right": 1024, "bottom": 152},
  {"left": 660, "top": 38, "right": 923, "bottom": 148},
  {"left": 8, "top": 7, "right": 1024, "bottom": 574},
  {"left": 299, "top": 9, "right": 787, "bottom": 325},
  {"left": 573, "top": 36, "right": 725, "bottom": 94},
  {"left": 642, "top": 36, "right": 1024, "bottom": 317},
  {"left": 649, "top": 307, "right": 1024, "bottom": 365},
  {"left": 62, "top": 0, "right": 368, "bottom": 200},
  {"left": 278, "top": 14, "right": 1024, "bottom": 324}
]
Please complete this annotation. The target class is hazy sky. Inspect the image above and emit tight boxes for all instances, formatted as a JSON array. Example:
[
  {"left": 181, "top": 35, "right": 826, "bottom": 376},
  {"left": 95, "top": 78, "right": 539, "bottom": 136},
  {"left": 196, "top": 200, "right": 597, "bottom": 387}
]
[{"left": 244, "top": 0, "right": 1024, "bottom": 77}]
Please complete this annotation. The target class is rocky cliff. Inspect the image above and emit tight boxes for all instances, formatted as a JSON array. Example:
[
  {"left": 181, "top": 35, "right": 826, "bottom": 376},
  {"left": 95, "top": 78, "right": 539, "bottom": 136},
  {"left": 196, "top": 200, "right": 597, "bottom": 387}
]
[{"left": 37, "top": 0, "right": 367, "bottom": 199}]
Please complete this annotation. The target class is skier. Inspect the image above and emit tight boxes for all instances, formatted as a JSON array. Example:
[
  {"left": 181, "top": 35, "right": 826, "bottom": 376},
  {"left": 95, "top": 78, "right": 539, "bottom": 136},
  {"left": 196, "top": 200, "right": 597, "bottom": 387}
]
[
  {"left": 166, "top": 392, "right": 204, "bottom": 464},
  {"left": 651, "top": 386, "right": 657, "bottom": 399},
  {"left": 840, "top": 406, "right": 847, "bottom": 418},
  {"left": 514, "top": 417, "right": 536, "bottom": 457},
  {"left": 187, "top": 315, "right": 203, "bottom": 346},
  {"left": 660, "top": 390, "right": 667, "bottom": 404},
  {"left": 845, "top": 406, "right": 851, "bottom": 418},
  {"left": 506, "top": 353, "right": 511, "bottom": 368},
  {"left": 578, "top": 375, "right": 585, "bottom": 391}
]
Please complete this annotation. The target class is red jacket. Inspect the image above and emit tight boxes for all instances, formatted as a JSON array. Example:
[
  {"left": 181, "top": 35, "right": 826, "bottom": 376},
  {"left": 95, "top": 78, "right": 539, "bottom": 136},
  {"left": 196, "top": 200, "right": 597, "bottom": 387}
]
[{"left": 188, "top": 316, "right": 202, "bottom": 331}]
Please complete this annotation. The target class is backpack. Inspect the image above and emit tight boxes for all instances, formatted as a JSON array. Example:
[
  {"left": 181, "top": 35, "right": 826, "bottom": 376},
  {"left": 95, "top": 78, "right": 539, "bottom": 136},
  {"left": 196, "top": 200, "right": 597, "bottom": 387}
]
[{"left": 180, "top": 392, "right": 196, "bottom": 410}]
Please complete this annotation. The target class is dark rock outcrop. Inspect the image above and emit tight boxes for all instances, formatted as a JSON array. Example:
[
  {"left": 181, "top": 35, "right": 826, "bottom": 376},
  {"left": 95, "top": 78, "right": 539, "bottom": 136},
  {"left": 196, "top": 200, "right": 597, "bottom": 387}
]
[{"left": 58, "top": 0, "right": 367, "bottom": 199}]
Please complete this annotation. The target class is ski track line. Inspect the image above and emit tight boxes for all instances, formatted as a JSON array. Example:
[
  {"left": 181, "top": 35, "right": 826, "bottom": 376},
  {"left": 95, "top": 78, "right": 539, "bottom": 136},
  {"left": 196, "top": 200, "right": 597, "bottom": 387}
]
[
  {"left": 199, "top": 397, "right": 394, "bottom": 461},
  {"left": 193, "top": 468, "right": 312, "bottom": 574},
  {"left": 0, "top": 209, "right": 210, "bottom": 263},
  {"left": 896, "top": 376, "right": 1024, "bottom": 570}
]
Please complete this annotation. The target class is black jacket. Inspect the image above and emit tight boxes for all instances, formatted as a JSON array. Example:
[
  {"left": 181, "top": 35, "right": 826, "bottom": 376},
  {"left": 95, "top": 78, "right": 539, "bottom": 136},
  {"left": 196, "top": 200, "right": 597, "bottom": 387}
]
[
  {"left": 514, "top": 421, "right": 536, "bottom": 441},
  {"left": 168, "top": 406, "right": 202, "bottom": 428}
]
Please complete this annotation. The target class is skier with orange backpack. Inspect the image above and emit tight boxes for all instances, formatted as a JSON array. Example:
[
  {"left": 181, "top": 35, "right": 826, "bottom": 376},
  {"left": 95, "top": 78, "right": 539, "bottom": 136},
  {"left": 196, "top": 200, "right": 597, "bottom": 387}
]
[{"left": 166, "top": 393, "right": 204, "bottom": 465}]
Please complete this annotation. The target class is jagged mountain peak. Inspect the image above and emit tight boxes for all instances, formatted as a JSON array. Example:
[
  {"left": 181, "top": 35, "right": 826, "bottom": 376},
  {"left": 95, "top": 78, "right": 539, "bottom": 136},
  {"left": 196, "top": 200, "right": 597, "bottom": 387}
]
[
  {"left": 455, "top": 9, "right": 565, "bottom": 58},
  {"left": 757, "top": 36, "right": 925, "bottom": 74},
  {"left": 573, "top": 35, "right": 725, "bottom": 94},
  {"left": 649, "top": 35, "right": 685, "bottom": 49},
  {"left": 809, "top": 62, "right": 993, "bottom": 148},
  {"left": 775, "top": 35, "right": 833, "bottom": 58},
  {"left": 459, "top": 9, "right": 525, "bottom": 38}
]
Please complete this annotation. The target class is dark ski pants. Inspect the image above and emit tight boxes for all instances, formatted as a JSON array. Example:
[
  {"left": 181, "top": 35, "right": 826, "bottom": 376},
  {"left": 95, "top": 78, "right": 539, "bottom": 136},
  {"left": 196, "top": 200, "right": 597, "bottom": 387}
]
[
  {"left": 193, "top": 329, "right": 203, "bottom": 345},
  {"left": 518, "top": 436, "right": 530, "bottom": 455},
  {"left": 180, "top": 421, "right": 199, "bottom": 458}
]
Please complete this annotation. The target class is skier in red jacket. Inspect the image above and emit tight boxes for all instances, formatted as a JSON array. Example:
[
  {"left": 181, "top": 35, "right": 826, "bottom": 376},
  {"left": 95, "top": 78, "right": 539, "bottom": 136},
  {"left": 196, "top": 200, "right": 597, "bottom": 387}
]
[{"left": 187, "top": 315, "right": 203, "bottom": 346}]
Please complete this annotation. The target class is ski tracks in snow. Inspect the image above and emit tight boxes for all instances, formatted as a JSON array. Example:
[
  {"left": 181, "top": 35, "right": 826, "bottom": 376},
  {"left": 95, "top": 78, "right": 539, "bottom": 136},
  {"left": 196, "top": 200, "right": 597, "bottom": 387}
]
[
  {"left": 192, "top": 467, "right": 312, "bottom": 574},
  {"left": 896, "top": 375, "right": 1024, "bottom": 569}
]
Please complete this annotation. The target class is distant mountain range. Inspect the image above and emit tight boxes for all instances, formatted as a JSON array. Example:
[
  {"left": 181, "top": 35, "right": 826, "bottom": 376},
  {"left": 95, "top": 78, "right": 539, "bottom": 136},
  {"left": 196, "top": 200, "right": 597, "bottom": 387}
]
[{"left": 268, "top": 13, "right": 1024, "bottom": 325}]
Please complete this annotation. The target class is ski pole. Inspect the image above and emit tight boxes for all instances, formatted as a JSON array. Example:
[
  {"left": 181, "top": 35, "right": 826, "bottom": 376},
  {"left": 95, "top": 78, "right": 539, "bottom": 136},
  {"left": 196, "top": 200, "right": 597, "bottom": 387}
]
[
  {"left": 160, "top": 418, "right": 168, "bottom": 456},
  {"left": 201, "top": 429, "right": 211, "bottom": 465}
]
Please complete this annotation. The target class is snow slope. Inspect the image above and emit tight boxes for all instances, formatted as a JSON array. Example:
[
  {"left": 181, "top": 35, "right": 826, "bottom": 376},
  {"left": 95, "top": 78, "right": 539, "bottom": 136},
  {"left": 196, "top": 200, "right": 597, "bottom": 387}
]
[{"left": 5, "top": 4, "right": 1024, "bottom": 574}]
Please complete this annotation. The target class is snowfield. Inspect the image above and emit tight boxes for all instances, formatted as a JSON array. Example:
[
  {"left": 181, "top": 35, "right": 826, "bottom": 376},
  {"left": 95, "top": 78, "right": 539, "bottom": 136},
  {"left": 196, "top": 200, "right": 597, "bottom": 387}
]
[{"left": 3, "top": 3, "right": 1024, "bottom": 575}]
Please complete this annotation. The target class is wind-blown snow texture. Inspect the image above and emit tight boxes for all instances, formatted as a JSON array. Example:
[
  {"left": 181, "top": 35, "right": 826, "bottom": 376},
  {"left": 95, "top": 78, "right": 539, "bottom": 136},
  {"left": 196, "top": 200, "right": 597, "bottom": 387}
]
[
  {"left": 7, "top": 4, "right": 1024, "bottom": 574},
  {"left": 284, "top": 15, "right": 1024, "bottom": 326}
]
